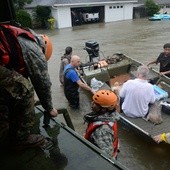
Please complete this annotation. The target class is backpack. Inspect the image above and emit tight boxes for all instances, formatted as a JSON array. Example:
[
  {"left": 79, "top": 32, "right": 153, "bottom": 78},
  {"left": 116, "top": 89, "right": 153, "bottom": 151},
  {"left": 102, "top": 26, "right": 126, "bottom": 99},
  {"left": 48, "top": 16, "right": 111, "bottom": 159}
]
[{"left": 0, "top": 24, "right": 36, "bottom": 76}]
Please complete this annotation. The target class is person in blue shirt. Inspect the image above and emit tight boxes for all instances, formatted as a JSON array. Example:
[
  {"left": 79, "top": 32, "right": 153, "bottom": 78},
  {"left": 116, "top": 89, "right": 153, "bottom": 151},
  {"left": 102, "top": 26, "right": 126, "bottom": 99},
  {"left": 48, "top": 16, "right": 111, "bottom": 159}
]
[{"left": 64, "top": 55, "right": 94, "bottom": 109}]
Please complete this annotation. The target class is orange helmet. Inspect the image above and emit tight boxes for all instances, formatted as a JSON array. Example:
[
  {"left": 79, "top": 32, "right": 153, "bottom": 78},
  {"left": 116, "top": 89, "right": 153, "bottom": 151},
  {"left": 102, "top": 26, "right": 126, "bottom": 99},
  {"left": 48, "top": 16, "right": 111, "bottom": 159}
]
[
  {"left": 41, "top": 34, "right": 53, "bottom": 61},
  {"left": 93, "top": 90, "right": 117, "bottom": 108}
]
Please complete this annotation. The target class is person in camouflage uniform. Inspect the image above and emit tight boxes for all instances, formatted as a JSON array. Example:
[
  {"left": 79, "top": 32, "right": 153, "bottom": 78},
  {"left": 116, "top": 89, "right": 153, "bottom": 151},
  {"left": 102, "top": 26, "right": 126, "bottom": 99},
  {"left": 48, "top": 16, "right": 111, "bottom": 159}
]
[
  {"left": 0, "top": 66, "right": 36, "bottom": 142},
  {"left": 84, "top": 90, "right": 120, "bottom": 158},
  {"left": 59, "top": 46, "right": 72, "bottom": 85},
  {"left": 0, "top": 24, "right": 58, "bottom": 148}
]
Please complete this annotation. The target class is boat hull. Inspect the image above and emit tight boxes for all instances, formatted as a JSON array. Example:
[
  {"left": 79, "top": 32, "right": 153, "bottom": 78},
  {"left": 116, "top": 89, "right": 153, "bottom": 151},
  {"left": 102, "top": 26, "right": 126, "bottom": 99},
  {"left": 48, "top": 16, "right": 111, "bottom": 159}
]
[{"left": 81, "top": 53, "right": 170, "bottom": 143}]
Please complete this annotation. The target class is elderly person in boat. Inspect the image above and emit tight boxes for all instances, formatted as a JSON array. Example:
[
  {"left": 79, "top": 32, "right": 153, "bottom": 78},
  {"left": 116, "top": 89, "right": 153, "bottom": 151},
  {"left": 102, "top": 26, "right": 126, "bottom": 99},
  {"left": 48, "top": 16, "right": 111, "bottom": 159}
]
[
  {"left": 153, "top": 133, "right": 170, "bottom": 144},
  {"left": 119, "top": 65, "right": 156, "bottom": 118}
]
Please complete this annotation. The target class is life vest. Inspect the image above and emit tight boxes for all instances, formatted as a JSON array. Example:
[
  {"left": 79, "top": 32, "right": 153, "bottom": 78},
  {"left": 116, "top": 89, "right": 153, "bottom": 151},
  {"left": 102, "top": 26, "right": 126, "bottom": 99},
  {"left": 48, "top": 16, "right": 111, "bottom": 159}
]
[
  {"left": 84, "top": 121, "right": 119, "bottom": 158},
  {"left": 64, "top": 67, "right": 79, "bottom": 93},
  {"left": 0, "top": 24, "right": 36, "bottom": 76}
]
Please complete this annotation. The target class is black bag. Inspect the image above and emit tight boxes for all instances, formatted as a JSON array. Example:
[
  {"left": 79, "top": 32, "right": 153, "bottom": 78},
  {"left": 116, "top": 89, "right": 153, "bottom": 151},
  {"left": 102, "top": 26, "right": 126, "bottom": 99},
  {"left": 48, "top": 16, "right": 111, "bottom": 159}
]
[{"left": 161, "top": 101, "right": 170, "bottom": 115}]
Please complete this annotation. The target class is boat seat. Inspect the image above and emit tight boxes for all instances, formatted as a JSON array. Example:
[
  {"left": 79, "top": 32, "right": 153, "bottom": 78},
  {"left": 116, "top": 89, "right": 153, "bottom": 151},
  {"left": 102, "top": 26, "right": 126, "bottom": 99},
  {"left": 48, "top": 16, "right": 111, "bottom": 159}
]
[
  {"left": 83, "top": 67, "right": 110, "bottom": 85},
  {"left": 107, "top": 59, "right": 131, "bottom": 77}
]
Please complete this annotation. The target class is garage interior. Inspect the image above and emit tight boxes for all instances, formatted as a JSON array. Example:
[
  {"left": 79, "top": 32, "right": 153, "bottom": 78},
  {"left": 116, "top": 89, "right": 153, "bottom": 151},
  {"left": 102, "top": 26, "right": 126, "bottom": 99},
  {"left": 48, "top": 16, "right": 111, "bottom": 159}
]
[{"left": 71, "top": 6, "right": 104, "bottom": 26}]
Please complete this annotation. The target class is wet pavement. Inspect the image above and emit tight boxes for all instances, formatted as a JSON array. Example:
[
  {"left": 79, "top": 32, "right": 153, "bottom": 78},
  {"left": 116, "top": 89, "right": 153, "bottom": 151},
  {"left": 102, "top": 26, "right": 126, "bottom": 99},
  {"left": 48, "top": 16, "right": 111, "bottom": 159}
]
[{"left": 38, "top": 19, "right": 170, "bottom": 170}]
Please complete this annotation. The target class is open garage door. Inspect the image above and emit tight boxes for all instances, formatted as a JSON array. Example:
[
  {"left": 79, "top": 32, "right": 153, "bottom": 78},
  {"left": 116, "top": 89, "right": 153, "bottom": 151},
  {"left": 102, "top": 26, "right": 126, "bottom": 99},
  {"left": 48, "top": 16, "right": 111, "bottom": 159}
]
[{"left": 71, "top": 6, "right": 104, "bottom": 26}]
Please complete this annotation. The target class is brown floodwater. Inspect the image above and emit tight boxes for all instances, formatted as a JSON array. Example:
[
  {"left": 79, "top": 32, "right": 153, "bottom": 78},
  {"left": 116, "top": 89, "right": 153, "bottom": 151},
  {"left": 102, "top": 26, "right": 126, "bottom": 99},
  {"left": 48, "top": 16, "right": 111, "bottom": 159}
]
[{"left": 38, "top": 18, "right": 170, "bottom": 170}]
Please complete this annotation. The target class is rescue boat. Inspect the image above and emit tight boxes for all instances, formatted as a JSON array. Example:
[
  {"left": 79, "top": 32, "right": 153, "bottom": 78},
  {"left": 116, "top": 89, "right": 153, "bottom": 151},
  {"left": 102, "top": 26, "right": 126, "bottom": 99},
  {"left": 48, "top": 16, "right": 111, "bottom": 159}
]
[{"left": 80, "top": 50, "right": 170, "bottom": 143}]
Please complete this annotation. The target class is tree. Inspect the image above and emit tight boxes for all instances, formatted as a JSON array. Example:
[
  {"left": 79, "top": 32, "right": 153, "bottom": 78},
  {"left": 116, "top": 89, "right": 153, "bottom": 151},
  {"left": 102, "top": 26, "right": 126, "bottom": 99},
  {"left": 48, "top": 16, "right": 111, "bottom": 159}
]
[
  {"left": 144, "top": 0, "right": 160, "bottom": 16},
  {"left": 16, "top": 10, "right": 32, "bottom": 28},
  {"left": 14, "top": 0, "right": 32, "bottom": 10},
  {"left": 33, "top": 6, "right": 51, "bottom": 28}
]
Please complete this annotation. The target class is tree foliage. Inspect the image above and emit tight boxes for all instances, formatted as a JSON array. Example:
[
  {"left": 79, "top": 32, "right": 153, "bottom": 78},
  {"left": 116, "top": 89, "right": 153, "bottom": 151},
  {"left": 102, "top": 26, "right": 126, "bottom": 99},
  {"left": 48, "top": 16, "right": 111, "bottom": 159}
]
[
  {"left": 33, "top": 6, "right": 51, "bottom": 28},
  {"left": 144, "top": 0, "right": 160, "bottom": 16},
  {"left": 16, "top": 10, "right": 32, "bottom": 28},
  {"left": 14, "top": 0, "right": 32, "bottom": 9}
]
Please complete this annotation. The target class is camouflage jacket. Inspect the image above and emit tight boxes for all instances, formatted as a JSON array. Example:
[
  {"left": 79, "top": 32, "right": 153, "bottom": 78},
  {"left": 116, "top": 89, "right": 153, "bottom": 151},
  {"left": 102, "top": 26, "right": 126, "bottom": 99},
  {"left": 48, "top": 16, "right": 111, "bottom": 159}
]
[
  {"left": 0, "top": 65, "right": 34, "bottom": 99},
  {"left": 0, "top": 35, "right": 53, "bottom": 112},
  {"left": 84, "top": 111, "right": 119, "bottom": 157},
  {"left": 18, "top": 36, "right": 53, "bottom": 112}
]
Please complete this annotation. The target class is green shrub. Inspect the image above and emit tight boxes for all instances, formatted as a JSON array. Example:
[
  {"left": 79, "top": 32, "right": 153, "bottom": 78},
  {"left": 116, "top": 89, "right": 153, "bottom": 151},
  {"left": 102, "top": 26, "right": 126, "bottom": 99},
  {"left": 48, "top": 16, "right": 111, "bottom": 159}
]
[
  {"left": 16, "top": 10, "right": 32, "bottom": 28},
  {"left": 145, "top": 0, "right": 160, "bottom": 16},
  {"left": 33, "top": 6, "right": 51, "bottom": 28}
]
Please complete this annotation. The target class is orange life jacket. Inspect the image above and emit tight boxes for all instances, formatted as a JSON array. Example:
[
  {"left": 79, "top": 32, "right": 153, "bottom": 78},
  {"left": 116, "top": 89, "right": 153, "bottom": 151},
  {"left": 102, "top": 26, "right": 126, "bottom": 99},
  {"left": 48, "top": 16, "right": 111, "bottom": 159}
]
[
  {"left": 0, "top": 24, "right": 36, "bottom": 76},
  {"left": 84, "top": 121, "right": 119, "bottom": 158}
]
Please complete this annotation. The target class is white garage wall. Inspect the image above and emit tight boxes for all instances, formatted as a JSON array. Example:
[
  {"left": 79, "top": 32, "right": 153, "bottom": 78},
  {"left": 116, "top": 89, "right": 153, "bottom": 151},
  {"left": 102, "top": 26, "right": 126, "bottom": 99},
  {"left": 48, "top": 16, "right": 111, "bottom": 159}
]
[
  {"left": 124, "top": 4, "right": 133, "bottom": 20},
  {"left": 105, "top": 3, "right": 133, "bottom": 22},
  {"left": 105, "top": 4, "right": 124, "bottom": 22},
  {"left": 53, "top": 6, "right": 71, "bottom": 29},
  {"left": 51, "top": 8, "right": 58, "bottom": 28}
]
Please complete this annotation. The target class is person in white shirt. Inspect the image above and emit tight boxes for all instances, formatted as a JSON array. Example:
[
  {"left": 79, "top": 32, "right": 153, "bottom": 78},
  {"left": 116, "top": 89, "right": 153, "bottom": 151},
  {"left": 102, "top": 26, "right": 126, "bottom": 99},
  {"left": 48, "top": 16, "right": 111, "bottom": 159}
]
[{"left": 119, "top": 65, "right": 156, "bottom": 118}]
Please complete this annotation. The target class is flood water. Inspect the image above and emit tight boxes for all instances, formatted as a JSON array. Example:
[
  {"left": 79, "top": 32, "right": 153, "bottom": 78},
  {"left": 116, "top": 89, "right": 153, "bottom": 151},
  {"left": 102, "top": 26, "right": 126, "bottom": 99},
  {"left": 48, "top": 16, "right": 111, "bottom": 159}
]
[{"left": 40, "top": 19, "right": 170, "bottom": 170}]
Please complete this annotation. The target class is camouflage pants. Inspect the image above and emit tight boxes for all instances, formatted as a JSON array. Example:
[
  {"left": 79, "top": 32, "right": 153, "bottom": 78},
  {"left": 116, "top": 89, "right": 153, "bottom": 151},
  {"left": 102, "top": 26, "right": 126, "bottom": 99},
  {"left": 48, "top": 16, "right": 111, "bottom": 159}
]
[{"left": 0, "top": 66, "right": 35, "bottom": 142}]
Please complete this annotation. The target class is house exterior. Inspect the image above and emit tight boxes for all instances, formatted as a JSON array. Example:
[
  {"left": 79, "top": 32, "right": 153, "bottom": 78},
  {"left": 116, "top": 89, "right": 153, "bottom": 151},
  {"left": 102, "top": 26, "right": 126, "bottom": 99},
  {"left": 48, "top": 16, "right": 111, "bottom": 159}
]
[{"left": 25, "top": 0, "right": 137, "bottom": 29}]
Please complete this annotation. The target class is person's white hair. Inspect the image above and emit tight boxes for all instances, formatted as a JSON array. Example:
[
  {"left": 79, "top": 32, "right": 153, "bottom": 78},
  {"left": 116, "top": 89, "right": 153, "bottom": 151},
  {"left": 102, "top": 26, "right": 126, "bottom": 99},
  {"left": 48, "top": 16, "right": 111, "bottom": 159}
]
[{"left": 137, "top": 65, "right": 149, "bottom": 78}]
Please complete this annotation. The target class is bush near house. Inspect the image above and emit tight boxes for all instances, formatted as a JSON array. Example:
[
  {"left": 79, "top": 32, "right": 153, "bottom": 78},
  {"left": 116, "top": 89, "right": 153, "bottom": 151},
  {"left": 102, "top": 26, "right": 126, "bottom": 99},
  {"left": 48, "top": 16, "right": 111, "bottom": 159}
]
[
  {"left": 33, "top": 5, "right": 51, "bottom": 29},
  {"left": 144, "top": 0, "right": 160, "bottom": 16},
  {"left": 48, "top": 17, "right": 55, "bottom": 29},
  {"left": 16, "top": 10, "right": 32, "bottom": 28}
]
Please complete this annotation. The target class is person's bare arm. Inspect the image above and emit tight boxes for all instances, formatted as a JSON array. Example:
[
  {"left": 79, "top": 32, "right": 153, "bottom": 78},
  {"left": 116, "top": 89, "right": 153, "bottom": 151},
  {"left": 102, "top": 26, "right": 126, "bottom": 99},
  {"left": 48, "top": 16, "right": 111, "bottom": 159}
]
[
  {"left": 77, "top": 79, "right": 95, "bottom": 94},
  {"left": 147, "top": 59, "right": 157, "bottom": 66},
  {"left": 160, "top": 70, "right": 170, "bottom": 76}
]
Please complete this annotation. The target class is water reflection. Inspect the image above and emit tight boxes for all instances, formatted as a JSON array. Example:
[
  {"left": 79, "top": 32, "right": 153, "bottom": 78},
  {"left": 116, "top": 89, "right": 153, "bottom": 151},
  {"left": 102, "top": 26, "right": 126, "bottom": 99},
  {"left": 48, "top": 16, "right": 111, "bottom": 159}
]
[{"left": 119, "top": 123, "right": 170, "bottom": 170}]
